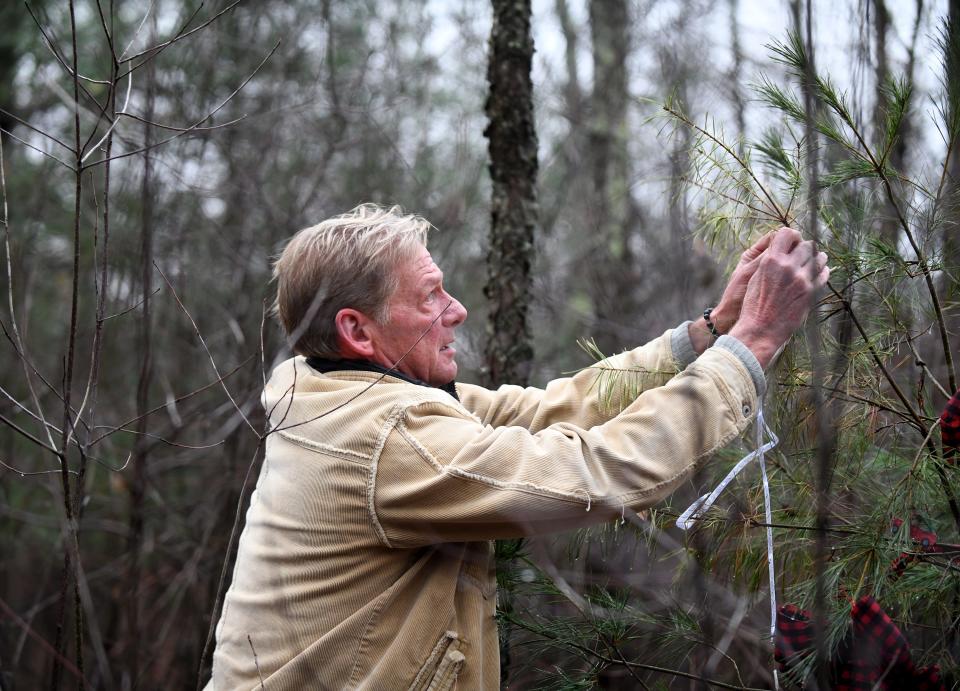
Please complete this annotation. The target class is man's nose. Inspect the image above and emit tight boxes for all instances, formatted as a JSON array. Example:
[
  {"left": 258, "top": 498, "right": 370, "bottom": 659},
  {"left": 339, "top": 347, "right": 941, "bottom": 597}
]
[{"left": 443, "top": 296, "right": 468, "bottom": 327}]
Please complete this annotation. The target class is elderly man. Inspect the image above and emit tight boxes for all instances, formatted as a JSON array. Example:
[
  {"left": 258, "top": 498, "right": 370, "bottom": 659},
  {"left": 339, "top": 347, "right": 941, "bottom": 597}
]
[{"left": 206, "top": 204, "right": 828, "bottom": 689}]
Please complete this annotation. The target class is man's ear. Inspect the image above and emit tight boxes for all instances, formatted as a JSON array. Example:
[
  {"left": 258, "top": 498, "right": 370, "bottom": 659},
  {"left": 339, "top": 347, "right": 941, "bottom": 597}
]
[{"left": 334, "top": 308, "right": 376, "bottom": 359}]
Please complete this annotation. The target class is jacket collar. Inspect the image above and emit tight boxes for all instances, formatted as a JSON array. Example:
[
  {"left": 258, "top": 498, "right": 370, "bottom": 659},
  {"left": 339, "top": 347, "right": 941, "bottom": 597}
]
[{"left": 305, "top": 357, "right": 460, "bottom": 401}]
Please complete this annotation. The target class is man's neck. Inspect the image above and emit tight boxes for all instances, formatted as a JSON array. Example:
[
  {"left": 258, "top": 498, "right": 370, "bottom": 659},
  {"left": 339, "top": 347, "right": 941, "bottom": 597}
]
[{"left": 305, "top": 356, "right": 459, "bottom": 400}]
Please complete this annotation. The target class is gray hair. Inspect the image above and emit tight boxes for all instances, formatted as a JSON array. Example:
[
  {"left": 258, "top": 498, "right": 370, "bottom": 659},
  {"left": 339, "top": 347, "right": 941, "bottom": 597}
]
[{"left": 273, "top": 203, "right": 431, "bottom": 358}]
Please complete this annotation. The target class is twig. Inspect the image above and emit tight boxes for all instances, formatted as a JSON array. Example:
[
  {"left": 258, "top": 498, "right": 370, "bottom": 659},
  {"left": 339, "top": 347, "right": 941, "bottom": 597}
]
[
  {"left": 781, "top": 379, "right": 923, "bottom": 426},
  {"left": 118, "top": 1, "right": 155, "bottom": 61},
  {"left": 0, "top": 319, "right": 88, "bottom": 433},
  {"left": 80, "top": 68, "right": 133, "bottom": 164},
  {"left": 864, "top": 273, "right": 951, "bottom": 400},
  {"left": 102, "top": 286, "right": 162, "bottom": 322},
  {"left": 120, "top": 1, "right": 242, "bottom": 69},
  {"left": 88, "top": 39, "right": 281, "bottom": 168},
  {"left": 663, "top": 104, "right": 788, "bottom": 224},
  {"left": 1, "top": 457, "right": 80, "bottom": 477},
  {"left": 94, "top": 0, "right": 117, "bottom": 61},
  {"left": 154, "top": 263, "right": 258, "bottom": 436},
  {"left": 0, "top": 126, "right": 74, "bottom": 170},
  {"left": 108, "top": 428, "right": 226, "bottom": 450},
  {"left": 87, "top": 355, "right": 253, "bottom": 446},
  {"left": 247, "top": 635, "right": 265, "bottom": 690},
  {"left": 0, "top": 107, "right": 74, "bottom": 151},
  {"left": 23, "top": 2, "right": 114, "bottom": 122},
  {"left": 0, "top": 384, "right": 65, "bottom": 433},
  {"left": 504, "top": 614, "right": 767, "bottom": 691},
  {"left": 826, "top": 282, "right": 924, "bottom": 434},
  {"left": 892, "top": 420, "right": 942, "bottom": 494},
  {"left": 119, "top": 110, "right": 247, "bottom": 133},
  {"left": 0, "top": 596, "right": 90, "bottom": 686},
  {"left": 0, "top": 118, "right": 61, "bottom": 457},
  {"left": 0, "top": 412, "right": 61, "bottom": 455}
]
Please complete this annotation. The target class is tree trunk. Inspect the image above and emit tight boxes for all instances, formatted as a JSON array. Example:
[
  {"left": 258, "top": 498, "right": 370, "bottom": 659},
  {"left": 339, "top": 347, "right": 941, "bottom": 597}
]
[
  {"left": 940, "top": 0, "right": 960, "bottom": 394},
  {"left": 126, "top": 9, "right": 158, "bottom": 683},
  {"left": 728, "top": 0, "right": 747, "bottom": 145},
  {"left": 586, "top": 0, "right": 636, "bottom": 354},
  {"left": 872, "top": 0, "right": 902, "bottom": 251},
  {"left": 483, "top": 2, "right": 538, "bottom": 685},
  {"left": 483, "top": 0, "right": 538, "bottom": 389}
]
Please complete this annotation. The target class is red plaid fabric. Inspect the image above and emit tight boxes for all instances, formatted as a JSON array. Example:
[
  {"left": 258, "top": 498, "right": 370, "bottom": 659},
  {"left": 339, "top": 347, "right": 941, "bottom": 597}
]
[
  {"left": 889, "top": 517, "right": 940, "bottom": 579},
  {"left": 774, "top": 603, "right": 813, "bottom": 666},
  {"left": 774, "top": 597, "right": 945, "bottom": 690},
  {"left": 941, "top": 389, "right": 960, "bottom": 464}
]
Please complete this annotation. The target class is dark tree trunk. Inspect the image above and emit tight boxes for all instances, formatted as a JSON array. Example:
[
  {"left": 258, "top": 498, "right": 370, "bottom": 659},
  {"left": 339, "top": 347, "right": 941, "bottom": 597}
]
[
  {"left": 483, "top": 3, "right": 538, "bottom": 685},
  {"left": 483, "top": 0, "right": 538, "bottom": 389}
]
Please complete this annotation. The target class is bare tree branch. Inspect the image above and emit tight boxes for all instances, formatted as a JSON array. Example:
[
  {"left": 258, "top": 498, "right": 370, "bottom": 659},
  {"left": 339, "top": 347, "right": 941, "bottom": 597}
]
[
  {"left": 87, "top": 39, "right": 281, "bottom": 168},
  {"left": 120, "top": 1, "right": 241, "bottom": 68}
]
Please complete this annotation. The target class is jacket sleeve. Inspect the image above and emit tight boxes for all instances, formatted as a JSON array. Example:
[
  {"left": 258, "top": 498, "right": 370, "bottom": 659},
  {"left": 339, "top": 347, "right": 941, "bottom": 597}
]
[
  {"left": 370, "top": 346, "right": 759, "bottom": 548},
  {"left": 454, "top": 327, "right": 683, "bottom": 433}
]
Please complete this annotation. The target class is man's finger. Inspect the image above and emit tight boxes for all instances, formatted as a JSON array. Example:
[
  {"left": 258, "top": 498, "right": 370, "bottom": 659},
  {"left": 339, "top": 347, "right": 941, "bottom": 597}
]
[
  {"left": 795, "top": 240, "right": 817, "bottom": 265},
  {"left": 814, "top": 251, "right": 828, "bottom": 271},
  {"left": 816, "top": 264, "right": 831, "bottom": 286},
  {"left": 770, "top": 226, "right": 802, "bottom": 254},
  {"left": 742, "top": 230, "right": 776, "bottom": 261}
]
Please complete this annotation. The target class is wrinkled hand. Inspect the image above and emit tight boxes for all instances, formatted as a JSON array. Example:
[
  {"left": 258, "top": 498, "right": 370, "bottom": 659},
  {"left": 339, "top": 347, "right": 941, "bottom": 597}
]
[
  {"left": 729, "top": 227, "right": 829, "bottom": 368},
  {"left": 710, "top": 230, "right": 777, "bottom": 333}
]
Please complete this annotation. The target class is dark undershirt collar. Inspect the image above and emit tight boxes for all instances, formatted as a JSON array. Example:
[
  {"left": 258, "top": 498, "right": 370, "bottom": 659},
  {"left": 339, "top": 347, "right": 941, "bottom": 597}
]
[{"left": 305, "top": 357, "right": 459, "bottom": 401}]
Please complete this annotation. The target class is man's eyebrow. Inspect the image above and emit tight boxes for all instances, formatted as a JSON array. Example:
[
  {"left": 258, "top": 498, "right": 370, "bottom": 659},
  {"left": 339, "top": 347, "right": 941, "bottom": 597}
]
[{"left": 421, "top": 269, "right": 443, "bottom": 287}]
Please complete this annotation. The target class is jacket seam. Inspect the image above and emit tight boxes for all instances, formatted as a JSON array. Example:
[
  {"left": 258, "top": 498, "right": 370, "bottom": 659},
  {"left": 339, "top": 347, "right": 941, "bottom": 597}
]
[
  {"left": 346, "top": 591, "right": 390, "bottom": 687},
  {"left": 274, "top": 430, "right": 371, "bottom": 464},
  {"left": 367, "top": 405, "right": 406, "bottom": 548},
  {"left": 395, "top": 414, "right": 745, "bottom": 507},
  {"left": 396, "top": 420, "right": 600, "bottom": 504}
]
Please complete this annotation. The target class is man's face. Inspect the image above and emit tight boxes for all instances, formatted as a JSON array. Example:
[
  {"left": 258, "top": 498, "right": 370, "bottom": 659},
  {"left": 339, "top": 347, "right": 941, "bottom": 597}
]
[{"left": 369, "top": 245, "right": 468, "bottom": 386}]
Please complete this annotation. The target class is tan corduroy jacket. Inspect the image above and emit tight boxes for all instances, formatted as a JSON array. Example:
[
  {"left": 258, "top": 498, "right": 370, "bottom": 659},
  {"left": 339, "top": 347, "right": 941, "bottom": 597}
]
[{"left": 206, "top": 328, "right": 761, "bottom": 690}]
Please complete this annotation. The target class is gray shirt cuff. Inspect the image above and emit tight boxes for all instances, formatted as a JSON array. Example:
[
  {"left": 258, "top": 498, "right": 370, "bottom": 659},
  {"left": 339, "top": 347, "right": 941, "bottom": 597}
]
[
  {"left": 715, "top": 335, "right": 766, "bottom": 397},
  {"left": 670, "top": 321, "right": 698, "bottom": 369}
]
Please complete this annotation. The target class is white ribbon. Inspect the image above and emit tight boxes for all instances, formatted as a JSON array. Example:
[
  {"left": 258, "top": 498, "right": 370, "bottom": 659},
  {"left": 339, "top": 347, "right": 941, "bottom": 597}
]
[{"left": 676, "top": 403, "right": 780, "bottom": 689}]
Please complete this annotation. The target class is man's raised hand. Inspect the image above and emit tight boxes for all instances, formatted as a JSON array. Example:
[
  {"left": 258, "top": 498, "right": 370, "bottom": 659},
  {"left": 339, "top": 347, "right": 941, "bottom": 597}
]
[
  {"left": 709, "top": 230, "right": 777, "bottom": 334},
  {"left": 728, "top": 227, "right": 829, "bottom": 368}
]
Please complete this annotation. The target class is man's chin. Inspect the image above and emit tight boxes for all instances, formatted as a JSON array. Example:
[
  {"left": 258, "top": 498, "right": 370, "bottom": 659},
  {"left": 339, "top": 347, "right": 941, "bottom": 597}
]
[{"left": 432, "top": 363, "right": 458, "bottom": 387}]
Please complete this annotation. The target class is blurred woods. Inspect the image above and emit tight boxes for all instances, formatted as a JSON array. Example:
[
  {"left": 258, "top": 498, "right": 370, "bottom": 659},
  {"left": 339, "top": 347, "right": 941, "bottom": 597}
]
[{"left": 0, "top": 0, "right": 958, "bottom": 689}]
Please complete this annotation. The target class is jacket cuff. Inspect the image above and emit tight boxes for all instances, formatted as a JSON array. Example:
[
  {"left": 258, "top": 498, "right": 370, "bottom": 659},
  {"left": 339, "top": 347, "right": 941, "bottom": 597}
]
[
  {"left": 715, "top": 335, "right": 766, "bottom": 397},
  {"left": 670, "top": 321, "right": 698, "bottom": 370}
]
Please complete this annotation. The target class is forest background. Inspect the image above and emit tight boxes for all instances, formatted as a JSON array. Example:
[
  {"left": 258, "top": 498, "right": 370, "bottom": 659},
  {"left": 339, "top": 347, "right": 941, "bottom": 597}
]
[{"left": 1, "top": 0, "right": 959, "bottom": 688}]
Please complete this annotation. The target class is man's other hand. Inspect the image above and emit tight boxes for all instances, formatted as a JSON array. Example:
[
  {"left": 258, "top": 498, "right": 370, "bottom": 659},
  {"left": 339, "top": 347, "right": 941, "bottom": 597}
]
[
  {"left": 709, "top": 230, "right": 777, "bottom": 333},
  {"left": 728, "top": 227, "right": 829, "bottom": 368}
]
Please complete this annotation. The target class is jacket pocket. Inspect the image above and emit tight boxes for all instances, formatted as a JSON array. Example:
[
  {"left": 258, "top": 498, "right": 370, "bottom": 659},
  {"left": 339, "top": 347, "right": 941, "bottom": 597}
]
[{"left": 408, "top": 631, "right": 465, "bottom": 691}]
